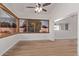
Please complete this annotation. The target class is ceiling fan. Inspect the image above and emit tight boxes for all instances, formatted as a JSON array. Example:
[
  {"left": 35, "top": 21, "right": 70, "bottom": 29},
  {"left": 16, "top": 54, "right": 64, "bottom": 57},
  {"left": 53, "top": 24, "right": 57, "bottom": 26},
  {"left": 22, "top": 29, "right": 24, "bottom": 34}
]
[{"left": 26, "top": 3, "right": 51, "bottom": 13}]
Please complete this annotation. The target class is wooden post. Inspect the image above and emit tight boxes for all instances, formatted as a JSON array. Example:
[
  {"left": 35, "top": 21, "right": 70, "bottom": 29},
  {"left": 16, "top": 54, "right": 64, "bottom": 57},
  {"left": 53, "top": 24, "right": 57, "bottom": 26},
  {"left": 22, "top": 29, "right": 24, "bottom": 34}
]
[{"left": 16, "top": 18, "right": 19, "bottom": 33}]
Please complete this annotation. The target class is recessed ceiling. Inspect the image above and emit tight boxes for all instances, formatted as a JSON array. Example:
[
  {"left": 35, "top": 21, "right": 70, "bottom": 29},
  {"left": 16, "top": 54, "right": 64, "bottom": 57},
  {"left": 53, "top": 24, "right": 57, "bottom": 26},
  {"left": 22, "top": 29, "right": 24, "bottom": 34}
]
[{"left": 3, "top": 3, "right": 55, "bottom": 19}]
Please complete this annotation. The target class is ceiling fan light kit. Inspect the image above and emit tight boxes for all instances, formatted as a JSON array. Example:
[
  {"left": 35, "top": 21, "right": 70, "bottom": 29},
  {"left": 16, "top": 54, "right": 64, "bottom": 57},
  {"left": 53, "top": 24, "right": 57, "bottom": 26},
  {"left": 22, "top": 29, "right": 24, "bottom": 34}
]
[
  {"left": 35, "top": 7, "right": 42, "bottom": 13},
  {"left": 26, "top": 3, "right": 51, "bottom": 13}
]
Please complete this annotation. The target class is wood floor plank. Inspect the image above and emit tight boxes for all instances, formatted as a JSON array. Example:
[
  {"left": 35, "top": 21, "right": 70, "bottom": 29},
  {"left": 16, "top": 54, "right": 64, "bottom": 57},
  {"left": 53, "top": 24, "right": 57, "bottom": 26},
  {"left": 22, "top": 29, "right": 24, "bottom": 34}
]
[{"left": 3, "top": 39, "right": 77, "bottom": 56}]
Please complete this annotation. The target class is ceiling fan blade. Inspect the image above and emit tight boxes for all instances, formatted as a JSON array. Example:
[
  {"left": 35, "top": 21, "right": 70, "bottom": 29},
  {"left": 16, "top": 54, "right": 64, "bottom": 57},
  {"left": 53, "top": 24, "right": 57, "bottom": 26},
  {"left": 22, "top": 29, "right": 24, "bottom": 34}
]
[
  {"left": 26, "top": 6, "right": 35, "bottom": 8},
  {"left": 38, "top": 3, "right": 41, "bottom": 7},
  {"left": 42, "top": 8, "right": 47, "bottom": 12},
  {"left": 43, "top": 3, "right": 51, "bottom": 7},
  {"left": 35, "top": 3, "right": 41, "bottom": 7}
]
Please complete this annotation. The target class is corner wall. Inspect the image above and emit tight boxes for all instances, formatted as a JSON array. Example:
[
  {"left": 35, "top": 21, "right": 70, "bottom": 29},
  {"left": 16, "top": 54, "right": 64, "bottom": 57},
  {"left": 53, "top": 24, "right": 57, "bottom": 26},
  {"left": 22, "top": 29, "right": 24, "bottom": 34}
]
[
  {"left": 54, "top": 14, "right": 77, "bottom": 39},
  {"left": 0, "top": 34, "right": 19, "bottom": 55}
]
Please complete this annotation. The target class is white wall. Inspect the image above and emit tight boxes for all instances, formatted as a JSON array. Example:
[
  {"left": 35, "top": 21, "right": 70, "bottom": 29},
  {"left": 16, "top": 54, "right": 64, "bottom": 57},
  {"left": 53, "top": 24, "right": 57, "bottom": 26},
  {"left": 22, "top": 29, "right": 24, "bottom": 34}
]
[
  {"left": 78, "top": 12, "right": 79, "bottom": 56},
  {"left": 18, "top": 33, "right": 51, "bottom": 41},
  {"left": 0, "top": 34, "right": 19, "bottom": 55},
  {"left": 54, "top": 14, "right": 77, "bottom": 39},
  {"left": 50, "top": 3, "right": 79, "bottom": 20}
]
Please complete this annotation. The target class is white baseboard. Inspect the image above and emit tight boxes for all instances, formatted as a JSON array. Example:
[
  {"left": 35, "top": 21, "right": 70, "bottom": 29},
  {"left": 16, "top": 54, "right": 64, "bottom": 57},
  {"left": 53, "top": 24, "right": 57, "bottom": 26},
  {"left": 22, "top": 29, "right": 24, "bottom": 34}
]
[
  {"left": 55, "top": 38, "right": 77, "bottom": 40},
  {"left": 20, "top": 39, "right": 53, "bottom": 41}
]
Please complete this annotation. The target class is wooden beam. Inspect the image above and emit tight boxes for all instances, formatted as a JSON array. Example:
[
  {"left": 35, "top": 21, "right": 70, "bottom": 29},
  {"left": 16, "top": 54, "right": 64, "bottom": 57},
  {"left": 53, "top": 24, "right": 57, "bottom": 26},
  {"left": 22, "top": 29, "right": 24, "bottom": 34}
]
[{"left": 0, "top": 3, "right": 18, "bottom": 19}]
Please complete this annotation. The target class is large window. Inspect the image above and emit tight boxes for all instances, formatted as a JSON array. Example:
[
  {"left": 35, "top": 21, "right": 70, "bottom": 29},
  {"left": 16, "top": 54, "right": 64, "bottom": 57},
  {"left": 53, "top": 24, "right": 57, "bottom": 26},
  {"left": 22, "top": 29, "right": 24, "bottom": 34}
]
[
  {"left": 0, "top": 8, "right": 17, "bottom": 38},
  {"left": 19, "top": 19, "right": 49, "bottom": 33}
]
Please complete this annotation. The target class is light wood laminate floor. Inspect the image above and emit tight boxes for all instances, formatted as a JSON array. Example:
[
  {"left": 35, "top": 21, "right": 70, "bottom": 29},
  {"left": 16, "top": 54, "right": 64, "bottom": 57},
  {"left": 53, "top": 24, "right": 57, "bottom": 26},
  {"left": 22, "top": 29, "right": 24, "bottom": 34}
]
[{"left": 3, "top": 39, "right": 77, "bottom": 56}]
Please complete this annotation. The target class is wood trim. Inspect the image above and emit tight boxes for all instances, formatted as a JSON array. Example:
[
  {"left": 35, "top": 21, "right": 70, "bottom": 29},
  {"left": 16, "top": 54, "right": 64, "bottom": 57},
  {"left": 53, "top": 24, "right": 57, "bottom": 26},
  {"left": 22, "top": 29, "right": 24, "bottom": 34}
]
[
  {"left": 0, "top": 3, "right": 18, "bottom": 19},
  {"left": 16, "top": 18, "right": 19, "bottom": 32}
]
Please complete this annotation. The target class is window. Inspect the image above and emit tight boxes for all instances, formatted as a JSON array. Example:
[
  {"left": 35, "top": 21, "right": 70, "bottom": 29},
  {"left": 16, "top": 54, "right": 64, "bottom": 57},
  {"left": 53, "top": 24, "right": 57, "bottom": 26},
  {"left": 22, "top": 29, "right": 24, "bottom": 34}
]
[
  {"left": 54, "top": 25, "right": 60, "bottom": 30},
  {"left": 19, "top": 19, "right": 49, "bottom": 33},
  {"left": 54, "top": 23, "right": 69, "bottom": 31},
  {"left": 0, "top": 8, "right": 17, "bottom": 38}
]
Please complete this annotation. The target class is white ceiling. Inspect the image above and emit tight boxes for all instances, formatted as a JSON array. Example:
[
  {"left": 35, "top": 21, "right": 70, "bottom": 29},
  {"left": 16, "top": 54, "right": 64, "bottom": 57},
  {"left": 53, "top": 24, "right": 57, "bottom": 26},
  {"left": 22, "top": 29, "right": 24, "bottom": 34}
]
[{"left": 3, "top": 3, "right": 55, "bottom": 19}]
